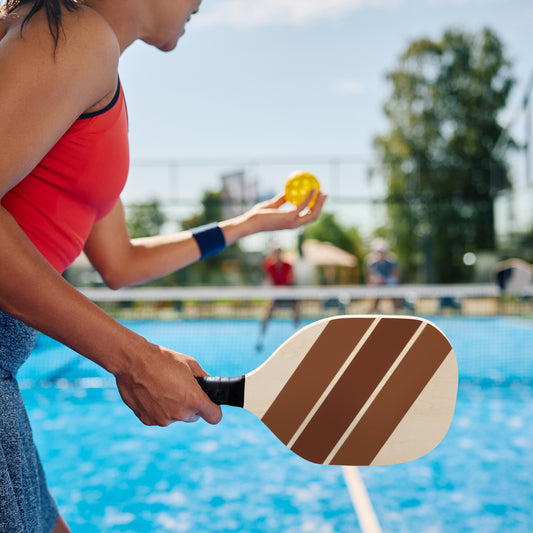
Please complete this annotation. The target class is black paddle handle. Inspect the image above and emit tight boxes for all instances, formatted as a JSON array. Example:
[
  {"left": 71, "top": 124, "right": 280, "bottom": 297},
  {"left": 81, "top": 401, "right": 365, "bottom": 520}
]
[{"left": 196, "top": 375, "right": 245, "bottom": 407}]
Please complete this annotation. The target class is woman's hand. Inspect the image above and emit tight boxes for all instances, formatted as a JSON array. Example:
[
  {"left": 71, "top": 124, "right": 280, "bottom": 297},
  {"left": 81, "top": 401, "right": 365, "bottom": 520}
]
[
  {"left": 221, "top": 190, "right": 327, "bottom": 243},
  {"left": 246, "top": 190, "right": 327, "bottom": 233},
  {"left": 114, "top": 342, "right": 222, "bottom": 426}
]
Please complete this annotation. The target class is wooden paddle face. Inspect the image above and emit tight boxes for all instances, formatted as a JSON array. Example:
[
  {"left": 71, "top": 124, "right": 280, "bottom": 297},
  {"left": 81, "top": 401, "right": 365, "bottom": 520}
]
[{"left": 244, "top": 315, "right": 457, "bottom": 466}]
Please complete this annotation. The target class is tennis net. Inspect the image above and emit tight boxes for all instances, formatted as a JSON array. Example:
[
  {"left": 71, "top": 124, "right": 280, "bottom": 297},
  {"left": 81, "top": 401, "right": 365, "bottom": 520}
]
[{"left": 17, "top": 284, "right": 533, "bottom": 387}]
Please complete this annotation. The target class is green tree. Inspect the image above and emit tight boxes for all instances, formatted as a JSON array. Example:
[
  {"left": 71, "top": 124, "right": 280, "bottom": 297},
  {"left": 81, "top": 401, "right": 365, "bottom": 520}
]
[
  {"left": 180, "top": 190, "right": 246, "bottom": 285},
  {"left": 123, "top": 200, "right": 175, "bottom": 287},
  {"left": 502, "top": 225, "right": 533, "bottom": 264},
  {"left": 375, "top": 28, "right": 515, "bottom": 282},
  {"left": 181, "top": 191, "right": 224, "bottom": 230},
  {"left": 302, "top": 213, "right": 362, "bottom": 254},
  {"left": 302, "top": 212, "right": 365, "bottom": 282},
  {"left": 126, "top": 200, "right": 166, "bottom": 238}
]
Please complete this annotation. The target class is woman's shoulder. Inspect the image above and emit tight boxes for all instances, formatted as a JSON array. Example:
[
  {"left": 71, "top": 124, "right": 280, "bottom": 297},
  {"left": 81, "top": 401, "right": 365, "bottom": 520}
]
[
  {"left": 56, "top": 6, "right": 121, "bottom": 72},
  {"left": 1, "top": 5, "right": 119, "bottom": 71},
  {"left": 61, "top": 7, "right": 121, "bottom": 111},
  {"left": 0, "top": 5, "right": 120, "bottom": 140},
  {"left": 63, "top": 5, "right": 119, "bottom": 52}
]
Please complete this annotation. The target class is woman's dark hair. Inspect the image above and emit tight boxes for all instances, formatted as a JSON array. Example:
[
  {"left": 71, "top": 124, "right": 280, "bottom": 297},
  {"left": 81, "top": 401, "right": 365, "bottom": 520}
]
[{"left": 1, "top": 0, "right": 83, "bottom": 47}]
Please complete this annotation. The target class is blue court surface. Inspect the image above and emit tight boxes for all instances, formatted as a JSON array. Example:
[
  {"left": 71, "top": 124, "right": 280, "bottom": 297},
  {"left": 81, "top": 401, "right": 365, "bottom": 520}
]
[{"left": 20, "top": 317, "right": 533, "bottom": 532}]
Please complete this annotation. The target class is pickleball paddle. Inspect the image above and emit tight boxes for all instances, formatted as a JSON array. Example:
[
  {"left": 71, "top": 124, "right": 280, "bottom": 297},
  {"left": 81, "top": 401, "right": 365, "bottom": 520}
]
[{"left": 197, "top": 315, "right": 458, "bottom": 466}]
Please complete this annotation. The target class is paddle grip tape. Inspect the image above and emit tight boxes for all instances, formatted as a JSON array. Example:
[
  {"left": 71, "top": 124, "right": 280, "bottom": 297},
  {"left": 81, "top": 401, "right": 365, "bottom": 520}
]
[
  {"left": 191, "top": 223, "right": 226, "bottom": 259},
  {"left": 196, "top": 376, "right": 245, "bottom": 407}
]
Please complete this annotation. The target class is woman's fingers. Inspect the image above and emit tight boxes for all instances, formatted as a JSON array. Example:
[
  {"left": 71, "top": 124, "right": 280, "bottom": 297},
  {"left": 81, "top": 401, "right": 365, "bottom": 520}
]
[{"left": 115, "top": 346, "right": 223, "bottom": 427}]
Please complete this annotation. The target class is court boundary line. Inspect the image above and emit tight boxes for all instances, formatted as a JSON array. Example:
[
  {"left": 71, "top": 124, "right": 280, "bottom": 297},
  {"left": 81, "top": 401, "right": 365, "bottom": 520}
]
[{"left": 342, "top": 466, "right": 383, "bottom": 533}]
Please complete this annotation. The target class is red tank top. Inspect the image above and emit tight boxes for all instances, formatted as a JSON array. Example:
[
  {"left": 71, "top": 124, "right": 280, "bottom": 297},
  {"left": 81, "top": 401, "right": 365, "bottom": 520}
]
[
  {"left": 2, "top": 80, "right": 129, "bottom": 273},
  {"left": 263, "top": 257, "right": 294, "bottom": 286}
]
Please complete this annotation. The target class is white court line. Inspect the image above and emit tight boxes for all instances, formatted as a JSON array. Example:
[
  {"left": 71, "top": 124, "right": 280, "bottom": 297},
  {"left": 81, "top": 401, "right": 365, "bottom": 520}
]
[{"left": 342, "top": 466, "right": 383, "bottom": 533}]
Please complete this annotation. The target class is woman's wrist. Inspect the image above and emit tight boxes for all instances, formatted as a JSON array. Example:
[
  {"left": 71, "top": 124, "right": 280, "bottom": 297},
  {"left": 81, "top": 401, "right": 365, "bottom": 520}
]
[
  {"left": 191, "top": 222, "right": 227, "bottom": 259},
  {"left": 107, "top": 328, "right": 152, "bottom": 378},
  {"left": 219, "top": 211, "right": 257, "bottom": 245}
]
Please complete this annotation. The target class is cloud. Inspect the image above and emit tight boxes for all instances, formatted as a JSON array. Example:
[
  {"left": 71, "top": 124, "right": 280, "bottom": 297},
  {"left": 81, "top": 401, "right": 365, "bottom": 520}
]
[{"left": 197, "top": 0, "right": 401, "bottom": 28}]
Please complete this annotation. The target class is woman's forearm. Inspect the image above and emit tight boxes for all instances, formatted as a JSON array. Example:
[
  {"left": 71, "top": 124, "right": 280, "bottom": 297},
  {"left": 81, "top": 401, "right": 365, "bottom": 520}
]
[
  {"left": 95, "top": 220, "right": 254, "bottom": 289},
  {"left": 84, "top": 201, "right": 259, "bottom": 290},
  {"left": 0, "top": 206, "right": 222, "bottom": 425},
  {"left": 85, "top": 191, "right": 326, "bottom": 290},
  {"left": 0, "top": 207, "right": 145, "bottom": 376}
]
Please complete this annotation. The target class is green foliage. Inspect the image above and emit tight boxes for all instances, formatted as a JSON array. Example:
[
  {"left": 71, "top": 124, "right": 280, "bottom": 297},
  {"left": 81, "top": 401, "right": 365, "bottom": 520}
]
[
  {"left": 501, "top": 225, "right": 533, "bottom": 264},
  {"left": 126, "top": 200, "right": 166, "bottom": 238},
  {"left": 125, "top": 200, "right": 178, "bottom": 287},
  {"left": 181, "top": 191, "right": 224, "bottom": 230},
  {"left": 302, "top": 212, "right": 366, "bottom": 281},
  {"left": 375, "top": 27, "right": 515, "bottom": 282},
  {"left": 179, "top": 190, "right": 246, "bottom": 285},
  {"left": 303, "top": 213, "right": 352, "bottom": 249}
]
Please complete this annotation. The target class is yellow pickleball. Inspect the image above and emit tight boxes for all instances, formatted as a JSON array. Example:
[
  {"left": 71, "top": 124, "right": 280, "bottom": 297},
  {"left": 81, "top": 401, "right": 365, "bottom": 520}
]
[{"left": 284, "top": 170, "right": 320, "bottom": 208}]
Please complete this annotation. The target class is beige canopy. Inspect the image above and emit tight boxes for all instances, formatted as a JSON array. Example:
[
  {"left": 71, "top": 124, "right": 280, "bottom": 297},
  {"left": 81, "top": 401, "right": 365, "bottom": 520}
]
[
  {"left": 282, "top": 239, "right": 358, "bottom": 285},
  {"left": 300, "top": 239, "right": 357, "bottom": 268}
]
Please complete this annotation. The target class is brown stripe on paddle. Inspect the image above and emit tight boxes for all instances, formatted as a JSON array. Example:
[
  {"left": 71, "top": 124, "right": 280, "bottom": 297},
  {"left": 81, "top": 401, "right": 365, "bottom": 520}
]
[
  {"left": 261, "top": 317, "right": 375, "bottom": 445},
  {"left": 330, "top": 324, "right": 452, "bottom": 465},
  {"left": 289, "top": 318, "right": 421, "bottom": 464}
]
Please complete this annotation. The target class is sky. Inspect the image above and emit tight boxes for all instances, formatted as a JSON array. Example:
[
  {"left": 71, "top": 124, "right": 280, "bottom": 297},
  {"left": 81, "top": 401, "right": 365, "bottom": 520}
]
[{"left": 117, "top": 0, "right": 532, "bottom": 245}]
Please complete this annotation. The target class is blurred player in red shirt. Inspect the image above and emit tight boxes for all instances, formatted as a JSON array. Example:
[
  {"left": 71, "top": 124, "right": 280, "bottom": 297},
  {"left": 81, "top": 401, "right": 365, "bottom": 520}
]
[{"left": 257, "top": 247, "right": 300, "bottom": 351}]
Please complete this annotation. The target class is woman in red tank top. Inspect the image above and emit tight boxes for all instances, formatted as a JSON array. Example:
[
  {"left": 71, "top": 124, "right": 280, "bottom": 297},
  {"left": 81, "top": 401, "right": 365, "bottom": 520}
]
[{"left": 0, "top": 2, "right": 326, "bottom": 531}]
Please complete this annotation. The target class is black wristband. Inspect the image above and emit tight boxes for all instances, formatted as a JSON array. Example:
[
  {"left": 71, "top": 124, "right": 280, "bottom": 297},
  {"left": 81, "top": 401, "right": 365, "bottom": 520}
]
[{"left": 191, "top": 222, "right": 226, "bottom": 259}]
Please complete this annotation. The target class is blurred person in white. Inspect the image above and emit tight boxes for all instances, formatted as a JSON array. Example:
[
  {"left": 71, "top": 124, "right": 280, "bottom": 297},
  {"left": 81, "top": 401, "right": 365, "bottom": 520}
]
[{"left": 366, "top": 238, "right": 405, "bottom": 313}]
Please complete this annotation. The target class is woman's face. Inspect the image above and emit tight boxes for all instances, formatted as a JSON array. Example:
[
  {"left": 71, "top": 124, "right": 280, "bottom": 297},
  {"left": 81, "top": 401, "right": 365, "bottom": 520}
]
[{"left": 144, "top": 0, "right": 202, "bottom": 51}]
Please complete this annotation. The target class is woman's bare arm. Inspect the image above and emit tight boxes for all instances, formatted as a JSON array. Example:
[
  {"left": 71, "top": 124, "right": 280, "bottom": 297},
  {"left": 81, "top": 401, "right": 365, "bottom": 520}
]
[
  {"left": 85, "top": 192, "right": 327, "bottom": 289},
  {"left": 0, "top": 7, "right": 221, "bottom": 426}
]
